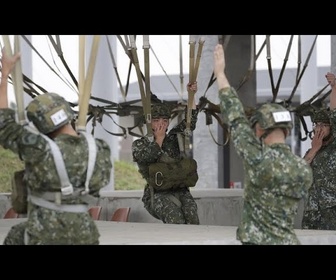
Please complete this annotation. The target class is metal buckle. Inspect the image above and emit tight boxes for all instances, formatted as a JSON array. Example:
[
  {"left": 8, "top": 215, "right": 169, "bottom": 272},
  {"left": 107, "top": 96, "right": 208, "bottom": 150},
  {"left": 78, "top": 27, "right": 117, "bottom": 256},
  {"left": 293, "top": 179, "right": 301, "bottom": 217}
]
[{"left": 155, "top": 171, "right": 163, "bottom": 187}]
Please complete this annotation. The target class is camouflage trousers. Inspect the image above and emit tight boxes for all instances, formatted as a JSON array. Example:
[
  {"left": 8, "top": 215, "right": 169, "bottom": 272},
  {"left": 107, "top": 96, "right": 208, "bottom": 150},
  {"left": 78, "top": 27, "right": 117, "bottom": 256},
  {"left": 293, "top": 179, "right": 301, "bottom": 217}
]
[
  {"left": 3, "top": 221, "right": 100, "bottom": 245},
  {"left": 142, "top": 187, "right": 200, "bottom": 224},
  {"left": 301, "top": 206, "right": 336, "bottom": 230},
  {"left": 3, "top": 222, "right": 26, "bottom": 245}
]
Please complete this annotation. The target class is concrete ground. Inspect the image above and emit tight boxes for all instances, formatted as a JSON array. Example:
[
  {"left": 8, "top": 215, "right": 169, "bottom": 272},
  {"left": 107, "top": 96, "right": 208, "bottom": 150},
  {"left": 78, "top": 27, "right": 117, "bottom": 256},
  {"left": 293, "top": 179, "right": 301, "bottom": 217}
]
[{"left": 1, "top": 218, "right": 336, "bottom": 245}]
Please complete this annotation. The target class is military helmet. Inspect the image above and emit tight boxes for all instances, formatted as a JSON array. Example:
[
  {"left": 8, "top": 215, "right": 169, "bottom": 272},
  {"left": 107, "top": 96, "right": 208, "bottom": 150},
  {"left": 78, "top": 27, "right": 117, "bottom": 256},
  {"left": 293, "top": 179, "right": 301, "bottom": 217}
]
[
  {"left": 26, "top": 92, "right": 74, "bottom": 134},
  {"left": 311, "top": 108, "right": 330, "bottom": 124},
  {"left": 151, "top": 102, "right": 171, "bottom": 119},
  {"left": 250, "top": 103, "right": 293, "bottom": 130}
]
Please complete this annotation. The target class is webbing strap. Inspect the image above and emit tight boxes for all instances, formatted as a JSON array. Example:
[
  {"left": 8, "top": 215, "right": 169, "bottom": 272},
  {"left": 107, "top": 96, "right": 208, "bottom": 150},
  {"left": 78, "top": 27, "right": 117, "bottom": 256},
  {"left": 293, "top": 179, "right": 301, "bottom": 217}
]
[
  {"left": 143, "top": 35, "right": 153, "bottom": 140},
  {"left": 183, "top": 36, "right": 204, "bottom": 156},
  {"left": 168, "top": 194, "right": 182, "bottom": 208},
  {"left": 150, "top": 186, "right": 155, "bottom": 209},
  {"left": 41, "top": 132, "right": 97, "bottom": 196},
  {"left": 30, "top": 190, "right": 97, "bottom": 206},
  {"left": 80, "top": 131, "right": 97, "bottom": 194},
  {"left": 29, "top": 195, "right": 88, "bottom": 213},
  {"left": 77, "top": 35, "right": 101, "bottom": 131},
  {"left": 31, "top": 190, "right": 76, "bottom": 201},
  {"left": 24, "top": 126, "right": 96, "bottom": 200},
  {"left": 129, "top": 35, "right": 153, "bottom": 140},
  {"left": 40, "top": 134, "right": 74, "bottom": 196},
  {"left": 177, "top": 133, "right": 185, "bottom": 156}
]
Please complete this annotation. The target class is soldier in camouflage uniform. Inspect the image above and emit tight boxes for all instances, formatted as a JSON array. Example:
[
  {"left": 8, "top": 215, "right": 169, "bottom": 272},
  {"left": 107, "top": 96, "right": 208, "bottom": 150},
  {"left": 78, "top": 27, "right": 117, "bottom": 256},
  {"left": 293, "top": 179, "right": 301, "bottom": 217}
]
[
  {"left": 0, "top": 48, "right": 112, "bottom": 245},
  {"left": 132, "top": 82, "right": 200, "bottom": 224},
  {"left": 213, "top": 44, "right": 312, "bottom": 244},
  {"left": 302, "top": 72, "right": 336, "bottom": 230}
]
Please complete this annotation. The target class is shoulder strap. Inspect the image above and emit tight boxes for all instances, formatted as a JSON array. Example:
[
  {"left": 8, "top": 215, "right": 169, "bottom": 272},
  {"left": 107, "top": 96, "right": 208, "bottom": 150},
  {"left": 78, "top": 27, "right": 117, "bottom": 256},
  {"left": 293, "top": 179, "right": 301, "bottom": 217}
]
[
  {"left": 79, "top": 131, "right": 97, "bottom": 194},
  {"left": 24, "top": 125, "right": 97, "bottom": 196},
  {"left": 40, "top": 134, "right": 74, "bottom": 196}
]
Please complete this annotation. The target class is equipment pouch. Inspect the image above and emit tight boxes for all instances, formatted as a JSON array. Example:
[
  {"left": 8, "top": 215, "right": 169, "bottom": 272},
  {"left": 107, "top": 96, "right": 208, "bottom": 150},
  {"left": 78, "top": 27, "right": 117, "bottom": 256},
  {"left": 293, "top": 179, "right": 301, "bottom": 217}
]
[
  {"left": 148, "top": 158, "right": 198, "bottom": 191},
  {"left": 11, "top": 170, "right": 28, "bottom": 214}
]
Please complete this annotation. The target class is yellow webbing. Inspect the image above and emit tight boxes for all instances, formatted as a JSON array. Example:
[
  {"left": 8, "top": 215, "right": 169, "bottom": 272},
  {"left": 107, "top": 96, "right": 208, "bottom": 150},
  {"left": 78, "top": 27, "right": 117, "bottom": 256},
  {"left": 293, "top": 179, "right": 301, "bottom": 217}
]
[
  {"left": 183, "top": 36, "right": 205, "bottom": 156},
  {"left": 77, "top": 35, "right": 101, "bottom": 132},
  {"left": 129, "top": 35, "right": 153, "bottom": 139}
]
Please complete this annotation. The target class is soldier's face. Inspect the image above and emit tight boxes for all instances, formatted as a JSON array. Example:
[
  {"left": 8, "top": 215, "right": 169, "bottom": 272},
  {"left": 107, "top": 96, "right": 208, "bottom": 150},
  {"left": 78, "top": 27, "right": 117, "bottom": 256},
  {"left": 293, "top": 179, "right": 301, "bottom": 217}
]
[
  {"left": 152, "top": 117, "right": 169, "bottom": 132},
  {"left": 313, "top": 122, "right": 331, "bottom": 140}
]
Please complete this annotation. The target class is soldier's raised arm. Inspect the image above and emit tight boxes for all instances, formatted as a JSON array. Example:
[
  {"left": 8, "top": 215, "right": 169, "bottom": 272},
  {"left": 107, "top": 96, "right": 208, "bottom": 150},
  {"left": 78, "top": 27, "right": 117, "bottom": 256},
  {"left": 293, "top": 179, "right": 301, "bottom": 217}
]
[{"left": 0, "top": 48, "right": 21, "bottom": 108}]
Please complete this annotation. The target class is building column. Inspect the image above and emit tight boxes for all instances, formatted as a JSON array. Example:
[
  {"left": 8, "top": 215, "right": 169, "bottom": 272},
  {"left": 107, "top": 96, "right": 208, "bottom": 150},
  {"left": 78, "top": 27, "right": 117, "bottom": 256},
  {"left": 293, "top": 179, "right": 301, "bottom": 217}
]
[
  {"left": 300, "top": 36, "right": 318, "bottom": 157},
  {"left": 194, "top": 35, "right": 255, "bottom": 189}
]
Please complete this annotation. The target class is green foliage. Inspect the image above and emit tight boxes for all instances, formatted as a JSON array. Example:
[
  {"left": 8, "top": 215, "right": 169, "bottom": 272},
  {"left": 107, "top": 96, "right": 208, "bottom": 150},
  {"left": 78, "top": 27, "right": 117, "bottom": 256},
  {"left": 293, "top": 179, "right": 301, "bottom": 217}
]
[
  {"left": 0, "top": 145, "right": 145, "bottom": 193},
  {"left": 114, "top": 160, "right": 146, "bottom": 190},
  {"left": 0, "top": 146, "right": 24, "bottom": 193}
]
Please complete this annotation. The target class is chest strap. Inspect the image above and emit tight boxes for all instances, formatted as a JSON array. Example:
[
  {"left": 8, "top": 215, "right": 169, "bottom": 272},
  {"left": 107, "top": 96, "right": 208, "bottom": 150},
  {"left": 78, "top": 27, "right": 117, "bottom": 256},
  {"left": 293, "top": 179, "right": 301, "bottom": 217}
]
[
  {"left": 168, "top": 193, "right": 182, "bottom": 208},
  {"left": 29, "top": 194, "right": 88, "bottom": 213},
  {"left": 30, "top": 190, "right": 96, "bottom": 205}
]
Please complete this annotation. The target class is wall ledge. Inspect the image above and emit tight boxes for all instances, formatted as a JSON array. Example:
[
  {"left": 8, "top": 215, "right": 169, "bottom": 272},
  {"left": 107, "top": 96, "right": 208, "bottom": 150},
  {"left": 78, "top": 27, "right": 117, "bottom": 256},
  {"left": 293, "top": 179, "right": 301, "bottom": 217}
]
[{"left": 100, "top": 188, "right": 244, "bottom": 198}]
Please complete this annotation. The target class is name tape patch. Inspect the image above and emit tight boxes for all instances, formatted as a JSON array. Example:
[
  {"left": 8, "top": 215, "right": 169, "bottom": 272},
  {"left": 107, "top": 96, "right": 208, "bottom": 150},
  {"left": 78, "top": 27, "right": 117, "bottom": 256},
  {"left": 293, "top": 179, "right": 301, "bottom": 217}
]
[
  {"left": 272, "top": 111, "right": 291, "bottom": 123},
  {"left": 50, "top": 109, "right": 68, "bottom": 126}
]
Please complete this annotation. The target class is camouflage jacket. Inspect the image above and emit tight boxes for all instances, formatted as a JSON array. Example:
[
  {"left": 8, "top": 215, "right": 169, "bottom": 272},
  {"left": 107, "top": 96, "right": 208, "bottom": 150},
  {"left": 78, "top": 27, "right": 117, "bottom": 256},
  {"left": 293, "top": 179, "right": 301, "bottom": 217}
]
[
  {"left": 304, "top": 109, "right": 336, "bottom": 212},
  {"left": 0, "top": 108, "right": 112, "bottom": 244},
  {"left": 132, "top": 109, "right": 198, "bottom": 184},
  {"left": 218, "top": 87, "right": 313, "bottom": 245}
]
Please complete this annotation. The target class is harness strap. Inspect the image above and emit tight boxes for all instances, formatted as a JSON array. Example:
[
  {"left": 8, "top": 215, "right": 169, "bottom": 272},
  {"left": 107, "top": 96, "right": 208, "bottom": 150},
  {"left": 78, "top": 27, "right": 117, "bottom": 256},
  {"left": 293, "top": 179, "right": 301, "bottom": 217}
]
[
  {"left": 24, "top": 127, "right": 97, "bottom": 207},
  {"left": 143, "top": 35, "right": 153, "bottom": 140},
  {"left": 40, "top": 134, "right": 74, "bottom": 196},
  {"left": 168, "top": 194, "right": 182, "bottom": 208},
  {"left": 86, "top": 110, "right": 126, "bottom": 137},
  {"left": 79, "top": 131, "right": 97, "bottom": 194},
  {"left": 150, "top": 186, "right": 155, "bottom": 209},
  {"left": 29, "top": 195, "right": 88, "bottom": 213},
  {"left": 183, "top": 36, "right": 204, "bottom": 157},
  {"left": 30, "top": 190, "right": 97, "bottom": 205},
  {"left": 177, "top": 133, "right": 185, "bottom": 156},
  {"left": 24, "top": 229, "right": 29, "bottom": 245},
  {"left": 129, "top": 35, "right": 153, "bottom": 140}
]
